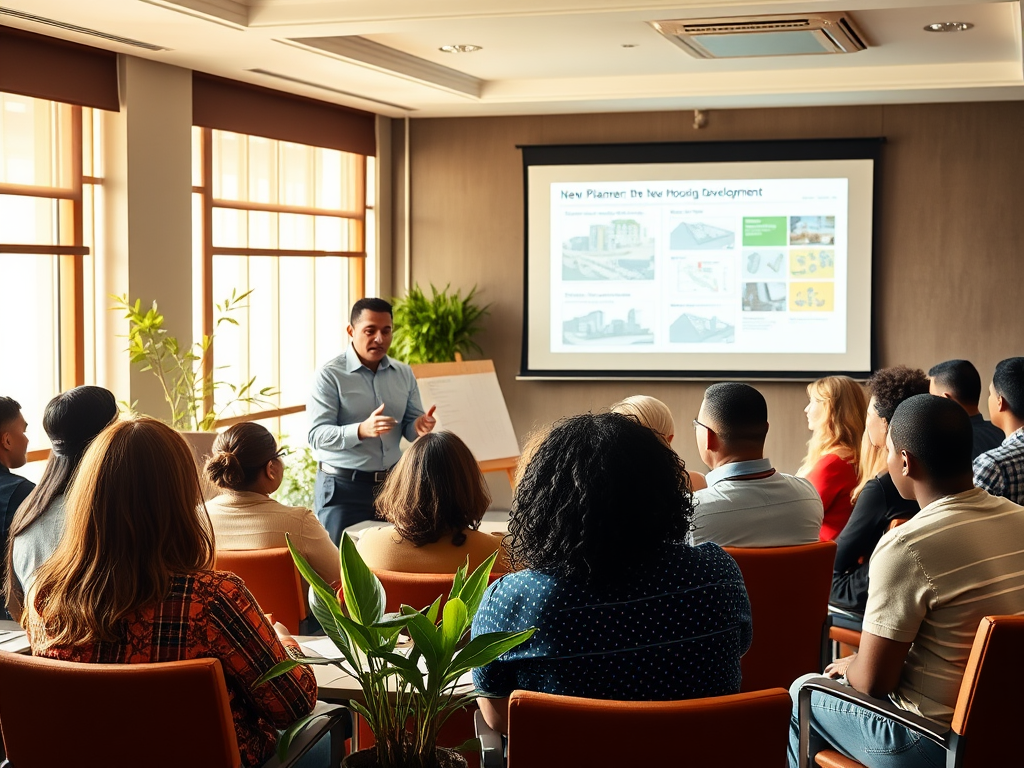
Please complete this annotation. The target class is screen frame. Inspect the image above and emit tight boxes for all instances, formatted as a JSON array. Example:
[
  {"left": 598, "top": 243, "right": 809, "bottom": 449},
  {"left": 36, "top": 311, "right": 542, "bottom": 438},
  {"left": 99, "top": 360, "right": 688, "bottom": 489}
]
[{"left": 518, "top": 137, "right": 884, "bottom": 381}]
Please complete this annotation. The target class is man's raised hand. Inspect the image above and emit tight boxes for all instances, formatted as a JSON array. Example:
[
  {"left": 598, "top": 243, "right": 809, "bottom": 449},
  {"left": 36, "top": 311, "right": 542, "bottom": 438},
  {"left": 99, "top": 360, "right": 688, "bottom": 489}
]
[{"left": 414, "top": 405, "right": 437, "bottom": 437}]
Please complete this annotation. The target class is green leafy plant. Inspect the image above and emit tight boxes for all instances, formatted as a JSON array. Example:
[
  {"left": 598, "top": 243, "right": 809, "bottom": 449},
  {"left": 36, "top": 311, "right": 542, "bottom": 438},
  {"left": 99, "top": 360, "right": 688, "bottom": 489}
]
[
  {"left": 257, "top": 534, "right": 534, "bottom": 768},
  {"left": 111, "top": 290, "right": 277, "bottom": 431},
  {"left": 272, "top": 444, "right": 317, "bottom": 509},
  {"left": 390, "top": 284, "right": 490, "bottom": 365}
]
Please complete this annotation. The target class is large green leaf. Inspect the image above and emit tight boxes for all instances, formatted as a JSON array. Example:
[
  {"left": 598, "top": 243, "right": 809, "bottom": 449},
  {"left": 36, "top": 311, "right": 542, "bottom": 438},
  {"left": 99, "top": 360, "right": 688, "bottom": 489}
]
[
  {"left": 254, "top": 658, "right": 304, "bottom": 688},
  {"left": 444, "top": 629, "right": 536, "bottom": 685},
  {"left": 441, "top": 598, "right": 468, "bottom": 659},
  {"left": 274, "top": 710, "right": 330, "bottom": 762},
  {"left": 339, "top": 533, "right": 385, "bottom": 627},
  {"left": 401, "top": 607, "right": 442, "bottom": 674},
  {"left": 455, "top": 551, "right": 498, "bottom": 619}
]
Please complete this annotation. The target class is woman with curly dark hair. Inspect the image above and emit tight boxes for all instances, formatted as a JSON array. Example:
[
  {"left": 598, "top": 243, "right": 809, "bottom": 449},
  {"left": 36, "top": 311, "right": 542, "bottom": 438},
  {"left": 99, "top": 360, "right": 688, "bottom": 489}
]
[
  {"left": 470, "top": 412, "right": 752, "bottom": 734},
  {"left": 830, "top": 365, "right": 930, "bottom": 615}
]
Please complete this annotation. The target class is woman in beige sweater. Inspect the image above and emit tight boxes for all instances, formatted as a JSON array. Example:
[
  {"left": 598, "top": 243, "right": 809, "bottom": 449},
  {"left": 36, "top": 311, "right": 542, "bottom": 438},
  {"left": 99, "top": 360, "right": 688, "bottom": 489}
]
[
  {"left": 204, "top": 423, "right": 340, "bottom": 587},
  {"left": 357, "top": 431, "right": 506, "bottom": 574}
]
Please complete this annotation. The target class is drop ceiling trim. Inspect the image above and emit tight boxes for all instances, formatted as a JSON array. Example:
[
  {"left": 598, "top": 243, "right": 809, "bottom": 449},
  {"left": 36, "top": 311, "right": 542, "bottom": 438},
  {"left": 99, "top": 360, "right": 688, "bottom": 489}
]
[
  {"left": 246, "top": 68, "right": 417, "bottom": 112},
  {"left": 280, "top": 36, "right": 483, "bottom": 98},
  {"left": 137, "top": 0, "right": 248, "bottom": 30}
]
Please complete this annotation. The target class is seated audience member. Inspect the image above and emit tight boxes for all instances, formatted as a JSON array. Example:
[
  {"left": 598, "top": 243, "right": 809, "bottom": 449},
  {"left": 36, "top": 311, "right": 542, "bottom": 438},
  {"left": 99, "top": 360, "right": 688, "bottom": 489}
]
[
  {"left": 797, "top": 376, "right": 867, "bottom": 540},
  {"left": 25, "top": 417, "right": 324, "bottom": 768},
  {"left": 789, "top": 394, "right": 1024, "bottom": 768},
  {"left": 611, "top": 394, "right": 707, "bottom": 491},
  {"left": 691, "top": 382, "right": 822, "bottom": 546},
  {"left": 973, "top": 356, "right": 1024, "bottom": 505},
  {"left": 5, "top": 386, "right": 118, "bottom": 620},
  {"left": 471, "top": 412, "right": 752, "bottom": 734},
  {"left": 831, "top": 367, "right": 928, "bottom": 616},
  {"left": 0, "top": 397, "right": 34, "bottom": 577},
  {"left": 928, "top": 358, "right": 1004, "bottom": 459},
  {"left": 205, "top": 422, "right": 340, "bottom": 588},
  {"left": 357, "top": 431, "right": 506, "bottom": 573}
]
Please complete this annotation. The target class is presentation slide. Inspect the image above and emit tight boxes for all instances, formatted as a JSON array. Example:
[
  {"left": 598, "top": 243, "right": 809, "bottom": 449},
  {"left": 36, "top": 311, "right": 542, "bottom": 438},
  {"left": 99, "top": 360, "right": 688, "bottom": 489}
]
[{"left": 522, "top": 142, "right": 878, "bottom": 379}]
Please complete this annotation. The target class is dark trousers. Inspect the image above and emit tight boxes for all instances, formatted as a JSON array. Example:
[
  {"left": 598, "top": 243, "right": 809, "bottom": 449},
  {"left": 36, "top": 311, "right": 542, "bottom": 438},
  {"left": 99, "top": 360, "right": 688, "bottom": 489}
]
[{"left": 314, "top": 470, "right": 382, "bottom": 546}]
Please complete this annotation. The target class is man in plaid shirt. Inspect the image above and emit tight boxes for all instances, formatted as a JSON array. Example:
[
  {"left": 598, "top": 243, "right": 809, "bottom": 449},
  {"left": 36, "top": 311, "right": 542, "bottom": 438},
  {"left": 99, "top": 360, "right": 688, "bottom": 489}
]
[{"left": 973, "top": 357, "right": 1024, "bottom": 505}]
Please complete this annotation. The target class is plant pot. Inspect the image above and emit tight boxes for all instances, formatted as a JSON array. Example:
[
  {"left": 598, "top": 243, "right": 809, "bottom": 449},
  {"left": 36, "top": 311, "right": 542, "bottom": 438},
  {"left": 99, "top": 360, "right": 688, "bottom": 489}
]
[
  {"left": 179, "top": 429, "right": 219, "bottom": 500},
  {"left": 341, "top": 747, "right": 468, "bottom": 768}
]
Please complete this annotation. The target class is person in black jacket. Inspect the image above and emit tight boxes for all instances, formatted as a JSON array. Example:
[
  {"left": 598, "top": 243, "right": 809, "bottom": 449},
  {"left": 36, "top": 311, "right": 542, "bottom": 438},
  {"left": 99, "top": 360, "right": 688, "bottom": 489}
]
[{"left": 830, "top": 366, "right": 929, "bottom": 616}]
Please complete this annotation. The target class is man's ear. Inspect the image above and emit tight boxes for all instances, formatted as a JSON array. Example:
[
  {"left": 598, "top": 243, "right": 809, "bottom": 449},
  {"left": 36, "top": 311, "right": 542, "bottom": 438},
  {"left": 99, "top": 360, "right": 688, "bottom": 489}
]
[
  {"left": 705, "top": 428, "right": 720, "bottom": 452},
  {"left": 994, "top": 393, "right": 1009, "bottom": 414},
  {"left": 901, "top": 450, "right": 917, "bottom": 480},
  {"left": 0, "top": 431, "right": 9, "bottom": 450},
  {"left": 346, "top": 324, "right": 355, "bottom": 340}
]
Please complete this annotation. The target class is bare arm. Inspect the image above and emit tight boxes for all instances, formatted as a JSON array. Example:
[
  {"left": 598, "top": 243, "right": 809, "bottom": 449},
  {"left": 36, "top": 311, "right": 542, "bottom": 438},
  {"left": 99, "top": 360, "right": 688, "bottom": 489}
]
[{"left": 825, "top": 632, "right": 913, "bottom": 699}]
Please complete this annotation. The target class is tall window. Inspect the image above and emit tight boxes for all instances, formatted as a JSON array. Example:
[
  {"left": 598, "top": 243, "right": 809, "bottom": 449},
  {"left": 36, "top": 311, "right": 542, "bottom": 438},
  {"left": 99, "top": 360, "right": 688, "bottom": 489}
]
[
  {"left": 0, "top": 92, "right": 103, "bottom": 470},
  {"left": 192, "top": 127, "right": 369, "bottom": 448}
]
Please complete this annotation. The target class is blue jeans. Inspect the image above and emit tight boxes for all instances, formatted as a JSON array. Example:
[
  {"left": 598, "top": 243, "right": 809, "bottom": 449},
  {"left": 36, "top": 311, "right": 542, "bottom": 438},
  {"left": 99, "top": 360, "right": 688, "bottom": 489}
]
[
  {"left": 787, "top": 674, "right": 946, "bottom": 768},
  {"left": 314, "top": 471, "right": 381, "bottom": 546}
]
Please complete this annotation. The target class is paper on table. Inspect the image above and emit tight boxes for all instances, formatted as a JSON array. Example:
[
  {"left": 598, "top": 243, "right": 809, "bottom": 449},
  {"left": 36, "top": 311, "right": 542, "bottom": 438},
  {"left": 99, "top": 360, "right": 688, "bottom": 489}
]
[{"left": 415, "top": 372, "right": 519, "bottom": 462}]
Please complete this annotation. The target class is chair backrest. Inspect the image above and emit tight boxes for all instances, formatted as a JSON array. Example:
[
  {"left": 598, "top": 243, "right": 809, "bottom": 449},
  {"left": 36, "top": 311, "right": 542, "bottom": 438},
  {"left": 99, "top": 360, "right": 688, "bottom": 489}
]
[
  {"left": 886, "top": 516, "right": 911, "bottom": 532},
  {"left": 372, "top": 569, "right": 502, "bottom": 614},
  {"left": 215, "top": 547, "right": 306, "bottom": 633},
  {"left": 951, "top": 615, "right": 1024, "bottom": 767},
  {"left": 506, "top": 688, "right": 791, "bottom": 767},
  {"left": 723, "top": 541, "right": 837, "bottom": 692},
  {"left": 0, "top": 652, "right": 239, "bottom": 768}
]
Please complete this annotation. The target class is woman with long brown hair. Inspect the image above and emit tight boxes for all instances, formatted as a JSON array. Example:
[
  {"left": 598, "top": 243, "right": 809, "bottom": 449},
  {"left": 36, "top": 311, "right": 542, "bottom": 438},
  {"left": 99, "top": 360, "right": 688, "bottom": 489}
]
[
  {"left": 357, "top": 430, "right": 505, "bottom": 573},
  {"left": 796, "top": 376, "right": 867, "bottom": 540},
  {"left": 4, "top": 385, "right": 117, "bottom": 620},
  {"left": 24, "top": 417, "right": 321, "bottom": 768}
]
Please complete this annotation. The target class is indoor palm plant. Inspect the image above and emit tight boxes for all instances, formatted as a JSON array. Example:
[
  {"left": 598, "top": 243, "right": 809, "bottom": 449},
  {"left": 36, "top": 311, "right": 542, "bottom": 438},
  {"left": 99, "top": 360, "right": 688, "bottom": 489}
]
[
  {"left": 258, "top": 534, "right": 533, "bottom": 768},
  {"left": 390, "top": 284, "right": 489, "bottom": 364},
  {"left": 112, "top": 290, "right": 277, "bottom": 431}
]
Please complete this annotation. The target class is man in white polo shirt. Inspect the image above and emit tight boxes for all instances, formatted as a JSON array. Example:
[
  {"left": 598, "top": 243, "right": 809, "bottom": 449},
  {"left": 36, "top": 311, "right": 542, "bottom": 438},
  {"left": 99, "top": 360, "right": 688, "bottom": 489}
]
[
  {"left": 691, "top": 382, "right": 822, "bottom": 546},
  {"left": 789, "top": 394, "right": 1024, "bottom": 768}
]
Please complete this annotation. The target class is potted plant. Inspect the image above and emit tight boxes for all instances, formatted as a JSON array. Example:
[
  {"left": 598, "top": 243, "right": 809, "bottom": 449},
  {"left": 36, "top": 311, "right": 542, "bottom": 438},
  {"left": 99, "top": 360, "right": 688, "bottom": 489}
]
[
  {"left": 390, "top": 284, "right": 490, "bottom": 364},
  {"left": 258, "top": 534, "right": 534, "bottom": 768}
]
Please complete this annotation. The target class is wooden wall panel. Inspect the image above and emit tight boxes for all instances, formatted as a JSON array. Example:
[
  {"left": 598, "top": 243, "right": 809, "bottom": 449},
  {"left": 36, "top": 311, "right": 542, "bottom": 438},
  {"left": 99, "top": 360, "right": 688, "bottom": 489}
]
[{"left": 405, "top": 102, "right": 1024, "bottom": 507}]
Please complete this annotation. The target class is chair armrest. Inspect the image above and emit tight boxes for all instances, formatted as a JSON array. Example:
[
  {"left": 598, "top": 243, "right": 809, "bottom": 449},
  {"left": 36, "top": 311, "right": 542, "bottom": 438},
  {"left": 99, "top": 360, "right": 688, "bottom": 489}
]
[
  {"left": 797, "top": 677, "right": 951, "bottom": 768},
  {"left": 262, "top": 701, "right": 350, "bottom": 768},
  {"left": 474, "top": 708, "right": 504, "bottom": 768}
]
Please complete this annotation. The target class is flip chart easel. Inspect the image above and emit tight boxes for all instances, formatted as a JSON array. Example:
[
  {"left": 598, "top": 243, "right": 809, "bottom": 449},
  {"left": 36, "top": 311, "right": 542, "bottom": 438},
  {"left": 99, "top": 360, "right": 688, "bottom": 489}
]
[{"left": 411, "top": 359, "right": 520, "bottom": 488}]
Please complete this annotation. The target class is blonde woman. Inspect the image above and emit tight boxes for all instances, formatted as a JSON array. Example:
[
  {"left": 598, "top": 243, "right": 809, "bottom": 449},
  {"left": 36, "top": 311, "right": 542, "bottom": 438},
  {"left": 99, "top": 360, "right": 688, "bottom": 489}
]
[
  {"left": 797, "top": 376, "right": 867, "bottom": 540},
  {"left": 611, "top": 395, "right": 707, "bottom": 491}
]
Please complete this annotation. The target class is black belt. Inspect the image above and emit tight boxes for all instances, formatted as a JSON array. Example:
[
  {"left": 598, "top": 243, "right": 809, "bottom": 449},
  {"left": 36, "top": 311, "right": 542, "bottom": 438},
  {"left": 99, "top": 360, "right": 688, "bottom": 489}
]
[{"left": 319, "top": 463, "right": 389, "bottom": 483}]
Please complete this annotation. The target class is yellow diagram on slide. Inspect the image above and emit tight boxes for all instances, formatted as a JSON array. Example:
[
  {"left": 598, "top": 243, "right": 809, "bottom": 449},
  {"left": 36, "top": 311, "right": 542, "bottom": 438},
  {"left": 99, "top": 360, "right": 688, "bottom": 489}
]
[
  {"left": 790, "top": 282, "right": 835, "bottom": 312},
  {"left": 789, "top": 249, "right": 835, "bottom": 279}
]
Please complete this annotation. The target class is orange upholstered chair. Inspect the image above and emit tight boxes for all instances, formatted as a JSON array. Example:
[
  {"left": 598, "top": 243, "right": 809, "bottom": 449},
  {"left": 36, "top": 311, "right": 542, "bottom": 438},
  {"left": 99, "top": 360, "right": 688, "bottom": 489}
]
[
  {"left": 477, "top": 688, "right": 791, "bottom": 768},
  {"left": 215, "top": 548, "right": 306, "bottom": 634},
  {"left": 0, "top": 652, "right": 346, "bottom": 768},
  {"left": 373, "top": 568, "right": 503, "bottom": 613},
  {"left": 798, "top": 615, "right": 1024, "bottom": 768},
  {"left": 724, "top": 541, "right": 837, "bottom": 692}
]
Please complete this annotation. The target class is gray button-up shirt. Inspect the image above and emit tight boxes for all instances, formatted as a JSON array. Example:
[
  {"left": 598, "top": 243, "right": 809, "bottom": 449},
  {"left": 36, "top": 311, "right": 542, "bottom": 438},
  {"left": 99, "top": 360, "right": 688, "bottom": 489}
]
[{"left": 307, "top": 347, "right": 425, "bottom": 471}]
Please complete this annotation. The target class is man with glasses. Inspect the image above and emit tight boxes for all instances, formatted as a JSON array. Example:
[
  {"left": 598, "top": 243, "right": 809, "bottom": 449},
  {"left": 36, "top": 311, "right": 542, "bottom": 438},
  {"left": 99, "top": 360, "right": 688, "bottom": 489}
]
[{"left": 691, "top": 382, "right": 822, "bottom": 546}]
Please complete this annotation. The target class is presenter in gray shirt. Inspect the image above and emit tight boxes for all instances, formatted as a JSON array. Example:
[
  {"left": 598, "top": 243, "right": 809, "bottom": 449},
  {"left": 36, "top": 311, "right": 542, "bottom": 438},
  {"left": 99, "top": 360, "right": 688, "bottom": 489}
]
[{"left": 308, "top": 298, "right": 436, "bottom": 543}]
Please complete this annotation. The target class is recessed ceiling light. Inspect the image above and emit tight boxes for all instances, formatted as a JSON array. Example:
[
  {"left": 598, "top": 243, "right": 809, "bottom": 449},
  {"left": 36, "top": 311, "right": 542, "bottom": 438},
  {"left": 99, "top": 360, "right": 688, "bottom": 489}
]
[
  {"left": 923, "top": 22, "right": 973, "bottom": 33},
  {"left": 621, "top": 43, "right": 639, "bottom": 48},
  {"left": 439, "top": 44, "right": 482, "bottom": 54}
]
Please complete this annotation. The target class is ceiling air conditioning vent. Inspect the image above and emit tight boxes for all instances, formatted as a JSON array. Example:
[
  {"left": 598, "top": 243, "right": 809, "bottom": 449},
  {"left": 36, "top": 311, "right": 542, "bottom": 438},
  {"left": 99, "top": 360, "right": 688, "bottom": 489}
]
[
  {"left": 650, "top": 12, "right": 867, "bottom": 59},
  {"left": 0, "top": 6, "right": 168, "bottom": 51}
]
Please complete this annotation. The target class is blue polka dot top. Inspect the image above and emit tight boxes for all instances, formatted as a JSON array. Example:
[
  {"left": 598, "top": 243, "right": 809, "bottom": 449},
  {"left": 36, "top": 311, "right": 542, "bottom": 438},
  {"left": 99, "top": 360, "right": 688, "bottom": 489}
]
[{"left": 471, "top": 541, "right": 752, "bottom": 700}]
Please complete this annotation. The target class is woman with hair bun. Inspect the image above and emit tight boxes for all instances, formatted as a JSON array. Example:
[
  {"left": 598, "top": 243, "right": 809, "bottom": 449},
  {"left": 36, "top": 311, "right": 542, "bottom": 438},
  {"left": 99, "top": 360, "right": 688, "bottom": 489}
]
[
  {"left": 204, "top": 423, "right": 339, "bottom": 588},
  {"left": 5, "top": 385, "right": 118, "bottom": 619},
  {"left": 797, "top": 376, "right": 868, "bottom": 540},
  {"left": 610, "top": 395, "right": 707, "bottom": 491}
]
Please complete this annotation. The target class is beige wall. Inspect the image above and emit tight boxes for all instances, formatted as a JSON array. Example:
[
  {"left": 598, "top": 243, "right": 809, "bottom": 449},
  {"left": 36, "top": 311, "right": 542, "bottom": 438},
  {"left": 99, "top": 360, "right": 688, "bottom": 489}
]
[{"left": 402, "top": 102, "right": 1024, "bottom": 507}]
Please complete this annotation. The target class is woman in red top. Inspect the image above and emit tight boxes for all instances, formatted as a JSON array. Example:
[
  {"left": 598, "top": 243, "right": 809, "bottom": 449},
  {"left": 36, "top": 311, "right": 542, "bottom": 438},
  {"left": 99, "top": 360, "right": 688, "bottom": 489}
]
[
  {"left": 797, "top": 376, "right": 867, "bottom": 540},
  {"left": 23, "top": 417, "right": 321, "bottom": 768}
]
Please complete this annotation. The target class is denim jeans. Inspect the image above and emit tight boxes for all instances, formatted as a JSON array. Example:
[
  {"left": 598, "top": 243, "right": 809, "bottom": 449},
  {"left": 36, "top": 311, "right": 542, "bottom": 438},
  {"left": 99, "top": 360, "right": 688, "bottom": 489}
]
[
  {"left": 314, "top": 471, "right": 380, "bottom": 545},
  {"left": 787, "top": 674, "right": 946, "bottom": 768}
]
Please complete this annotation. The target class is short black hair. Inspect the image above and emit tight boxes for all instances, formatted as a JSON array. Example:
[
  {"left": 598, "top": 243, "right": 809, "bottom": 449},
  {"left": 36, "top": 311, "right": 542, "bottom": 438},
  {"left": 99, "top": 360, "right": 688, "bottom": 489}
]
[
  {"left": 889, "top": 394, "right": 973, "bottom": 479},
  {"left": 0, "top": 397, "right": 22, "bottom": 430},
  {"left": 928, "top": 359, "right": 982, "bottom": 406},
  {"left": 993, "top": 357, "right": 1024, "bottom": 420},
  {"left": 350, "top": 298, "right": 393, "bottom": 326},
  {"left": 701, "top": 382, "right": 769, "bottom": 444},
  {"left": 869, "top": 365, "right": 930, "bottom": 422},
  {"left": 506, "top": 412, "right": 692, "bottom": 581}
]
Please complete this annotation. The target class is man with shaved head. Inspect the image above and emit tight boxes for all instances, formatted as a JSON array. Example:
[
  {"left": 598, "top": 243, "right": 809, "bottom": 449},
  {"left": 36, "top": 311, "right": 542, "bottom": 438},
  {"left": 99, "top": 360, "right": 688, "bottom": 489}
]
[
  {"left": 790, "top": 394, "right": 1024, "bottom": 767},
  {"left": 691, "top": 382, "right": 822, "bottom": 546}
]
